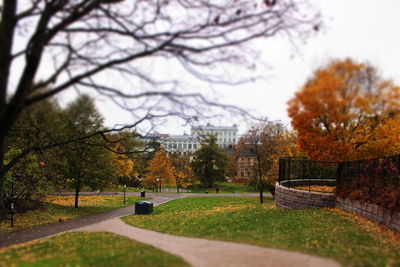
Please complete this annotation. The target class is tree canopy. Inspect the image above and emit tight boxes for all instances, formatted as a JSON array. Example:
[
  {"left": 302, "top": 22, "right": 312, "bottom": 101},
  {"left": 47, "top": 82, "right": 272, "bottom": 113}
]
[
  {"left": 0, "top": 0, "right": 319, "bottom": 174},
  {"left": 236, "top": 121, "right": 297, "bottom": 198},
  {"left": 171, "top": 155, "right": 194, "bottom": 192},
  {"left": 288, "top": 59, "right": 400, "bottom": 161},
  {"left": 0, "top": 0, "right": 319, "bottom": 219},
  {"left": 143, "top": 151, "right": 175, "bottom": 190},
  {"left": 191, "top": 136, "right": 229, "bottom": 188},
  {"left": 62, "top": 95, "right": 115, "bottom": 207}
]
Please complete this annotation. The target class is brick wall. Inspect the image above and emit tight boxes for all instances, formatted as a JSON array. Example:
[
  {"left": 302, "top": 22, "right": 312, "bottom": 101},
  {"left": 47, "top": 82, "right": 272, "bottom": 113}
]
[
  {"left": 336, "top": 197, "right": 400, "bottom": 233},
  {"left": 275, "top": 182, "right": 400, "bottom": 233},
  {"left": 275, "top": 183, "right": 335, "bottom": 209}
]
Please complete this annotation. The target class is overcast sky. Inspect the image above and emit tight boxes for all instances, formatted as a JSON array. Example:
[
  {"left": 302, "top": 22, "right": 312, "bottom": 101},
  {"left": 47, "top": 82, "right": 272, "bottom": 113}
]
[{"left": 97, "top": 0, "right": 400, "bottom": 135}]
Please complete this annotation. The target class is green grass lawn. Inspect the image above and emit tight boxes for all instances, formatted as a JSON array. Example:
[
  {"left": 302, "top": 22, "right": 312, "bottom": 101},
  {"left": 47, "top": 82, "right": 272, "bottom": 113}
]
[
  {"left": 188, "top": 182, "right": 258, "bottom": 194},
  {"left": 123, "top": 197, "right": 400, "bottom": 266},
  {"left": 104, "top": 185, "right": 142, "bottom": 193},
  {"left": 1, "top": 195, "right": 149, "bottom": 234},
  {"left": 0, "top": 232, "right": 188, "bottom": 266}
]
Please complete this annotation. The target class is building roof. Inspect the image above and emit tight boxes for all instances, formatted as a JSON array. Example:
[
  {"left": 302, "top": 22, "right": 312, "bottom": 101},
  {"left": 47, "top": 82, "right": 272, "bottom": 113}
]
[
  {"left": 160, "top": 135, "right": 198, "bottom": 142},
  {"left": 191, "top": 123, "right": 238, "bottom": 131}
]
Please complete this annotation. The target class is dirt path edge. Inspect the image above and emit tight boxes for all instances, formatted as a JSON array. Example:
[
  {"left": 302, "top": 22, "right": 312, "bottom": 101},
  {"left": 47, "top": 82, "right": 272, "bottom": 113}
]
[{"left": 75, "top": 218, "right": 340, "bottom": 267}]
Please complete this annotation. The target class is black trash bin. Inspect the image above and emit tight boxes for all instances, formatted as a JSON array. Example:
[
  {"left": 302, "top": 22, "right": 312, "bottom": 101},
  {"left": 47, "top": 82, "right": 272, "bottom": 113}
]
[
  {"left": 135, "top": 201, "right": 153, "bottom": 215},
  {"left": 140, "top": 191, "right": 145, "bottom": 197}
]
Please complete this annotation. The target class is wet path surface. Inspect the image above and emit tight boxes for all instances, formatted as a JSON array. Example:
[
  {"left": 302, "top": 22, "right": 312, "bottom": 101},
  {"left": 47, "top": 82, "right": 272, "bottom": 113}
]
[
  {"left": 0, "top": 193, "right": 185, "bottom": 248},
  {"left": 0, "top": 192, "right": 264, "bottom": 248},
  {"left": 77, "top": 217, "right": 340, "bottom": 267}
]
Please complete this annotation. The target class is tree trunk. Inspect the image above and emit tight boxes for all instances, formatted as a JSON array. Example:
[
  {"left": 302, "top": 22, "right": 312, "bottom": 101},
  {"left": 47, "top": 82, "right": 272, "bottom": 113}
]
[
  {"left": 177, "top": 185, "right": 179, "bottom": 193},
  {"left": 259, "top": 188, "right": 264, "bottom": 204},
  {"left": 74, "top": 179, "right": 80, "bottom": 208}
]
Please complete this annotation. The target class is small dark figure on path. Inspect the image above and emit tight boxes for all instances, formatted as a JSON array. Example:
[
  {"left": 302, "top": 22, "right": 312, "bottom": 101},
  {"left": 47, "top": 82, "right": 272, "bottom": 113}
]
[{"left": 216, "top": 187, "right": 219, "bottom": 194}]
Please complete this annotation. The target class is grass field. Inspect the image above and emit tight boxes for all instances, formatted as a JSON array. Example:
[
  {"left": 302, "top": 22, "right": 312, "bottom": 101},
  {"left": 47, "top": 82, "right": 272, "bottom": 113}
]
[
  {"left": 0, "top": 232, "right": 188, "bottom": 266},
  {"left": 123, "top": 197, "right": 400, "bottom": 266},
  {"left": 104, "top": 185, "right": 142, "bottom": 193},
  {"left": 0, "top": 195, "right": 149, "bottom": 234},
  {"left": 188, "top": 182, "right": 258, "bottom": 194}
]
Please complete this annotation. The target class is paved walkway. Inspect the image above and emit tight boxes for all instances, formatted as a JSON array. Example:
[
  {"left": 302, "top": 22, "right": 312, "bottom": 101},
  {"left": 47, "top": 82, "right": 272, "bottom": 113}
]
[
  {"left": 0, "top": 192, "right": 339, "bottom": 267},
  {"left": 0, "top": 193, "right": 263, "bottom": 248},
  {"left": 76, "top": 218, "right": 339, "bottom": 267},
  {"left": 55, "top": 192, "right": 267, "bottom": 198},
  {"left": 0, "top": 193, "right": 185, "bottom": 248}
]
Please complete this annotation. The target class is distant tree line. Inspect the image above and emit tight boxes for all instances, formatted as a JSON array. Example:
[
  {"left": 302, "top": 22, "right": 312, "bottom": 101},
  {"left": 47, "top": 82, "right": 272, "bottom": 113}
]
[{"left": 3, "top": 94, "right": 144, "bottom": 211}]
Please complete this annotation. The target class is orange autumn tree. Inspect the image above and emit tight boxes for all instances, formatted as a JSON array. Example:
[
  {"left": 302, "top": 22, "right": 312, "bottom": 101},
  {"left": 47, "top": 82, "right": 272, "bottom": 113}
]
[
  {"left": 175, "top": 165, "right": 195, "bottom": 193},
  {"left": 111, "top": 143, "right": 134, "bottom": 179},
  {"left": 288, "top": 58, "right": 400, "bottom": 161},
  {"left": 143, "top": 151, "right": 175, "bottom": 191},
  {"left": 171, "top": 156, "right": 194, "bottom": 193}
]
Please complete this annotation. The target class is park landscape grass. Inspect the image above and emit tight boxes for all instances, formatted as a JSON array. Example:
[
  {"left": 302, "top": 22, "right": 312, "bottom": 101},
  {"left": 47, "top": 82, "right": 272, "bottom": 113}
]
[
  {"left": 105, "top": 181, "right": 256, "bottom": 194},
  {"left": 0, "top": 195, "right": 148, "bottom": 234},
  {"left": 0, "top": 232, "right": 188, "bottom": 266},
  {"left": 188, "top": 181, "right": 257, "bottom": 194},
  {"left": 123, "top": 197, "right": 400, "bottom": 266}
]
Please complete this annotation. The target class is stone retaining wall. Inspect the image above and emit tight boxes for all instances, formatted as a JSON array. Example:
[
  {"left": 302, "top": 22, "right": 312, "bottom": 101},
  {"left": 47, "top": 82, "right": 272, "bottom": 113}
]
[
  {"left": 275, "top": 183, "right": 335, "bottom": 209},
  {"left": 275, "top": 182, "right": 400, "bottom": 232},
  {"left": 336, "top": 197, "right": 400, "bottom": 233}
]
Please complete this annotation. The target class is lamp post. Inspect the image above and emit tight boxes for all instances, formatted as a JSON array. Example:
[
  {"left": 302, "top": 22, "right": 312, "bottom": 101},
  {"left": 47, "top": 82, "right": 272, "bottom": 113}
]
[
  {"left": 156, "top": 178, "right": 160, "bottom": 193},
  {"left": 11, "top": 173, "right": 21, "bottom": 227},
  {"left": 123, "top": 184, "right": 126, "bottom": 205}
]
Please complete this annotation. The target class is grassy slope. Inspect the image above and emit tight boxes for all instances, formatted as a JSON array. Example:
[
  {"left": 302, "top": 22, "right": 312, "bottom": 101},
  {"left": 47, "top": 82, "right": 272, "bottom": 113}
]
[
  {"left": 1, "top": 195, "right": 149, "bottom": 234},
  {"left": 123, "top": 197, "right": 400, "bottom": 266},
  {"left": 103, "top": 182, "right": 257, "bottom": 194},
  {"left": 0, "top": 232, "right": 188, "bottom": 267},
  {"left": 189, "top": 182, "right": 257, "bottom": 193},
  {"left": 103, "top": 186, "right": 141, "bottom": 192}
]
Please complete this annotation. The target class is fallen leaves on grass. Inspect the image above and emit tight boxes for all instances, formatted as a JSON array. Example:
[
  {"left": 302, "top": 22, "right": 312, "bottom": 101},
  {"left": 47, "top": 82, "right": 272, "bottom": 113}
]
[
  {"left": 0, "top": 232, "right": 189, "bottom": 266},
  {"left": 293, "top": 185, "right": 335, "bottom": 193},
  {"left": 124, "top": 197, "right": 400, "bottom": 266},
  {"left": 1, "top": 195, "right": 143, "bottom": 234},
  {"left": 203, "top": 204, "right": 254, "bottom": 215},
  {"left": 329, "top": 208, "right": 400, "bottom": 243},
  {"left": 46, "top": 196, "right": 106, "bottom": 206}
]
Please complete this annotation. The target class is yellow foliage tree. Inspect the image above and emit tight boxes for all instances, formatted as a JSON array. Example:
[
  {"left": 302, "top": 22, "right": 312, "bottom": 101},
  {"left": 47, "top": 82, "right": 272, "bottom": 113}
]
[
  {"left": 170, "top": 155, "right": 194, "bottom": 192},
  {"left": 175, "top": 165, "right": 194, "bottom": 192},
  {"left": 288, "top": 58, "right": 400, "bottom": 161},
  {"left": 143, "top": 151, "right": 175, "bottom": 190},
  {"left": 111, "top": 144, "right": 134, "bottom": 178}
]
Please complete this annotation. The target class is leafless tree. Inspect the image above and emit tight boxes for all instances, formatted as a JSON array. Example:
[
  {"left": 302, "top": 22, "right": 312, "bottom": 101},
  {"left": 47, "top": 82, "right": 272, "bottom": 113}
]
[
  {"left": 236, "top": 120, "right": 296, "bottom": 202},
  {"left": 0, "top": 0, "right": 319, "bottom": 211}
]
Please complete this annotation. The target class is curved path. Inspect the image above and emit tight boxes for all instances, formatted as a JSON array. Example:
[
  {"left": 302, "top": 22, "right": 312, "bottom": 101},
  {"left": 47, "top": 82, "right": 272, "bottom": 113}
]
[
  {"left": 1, "top": 192, "right": 339, "bottom": 267},
  {"left": 0, "top": 193, "right": 258, "bottom": 248},
  {"left": 76, "top": 218, "right": 340, "bottom": 267},
  {"left": 0, "top": 193, "right": 185, "bottom": 248}
]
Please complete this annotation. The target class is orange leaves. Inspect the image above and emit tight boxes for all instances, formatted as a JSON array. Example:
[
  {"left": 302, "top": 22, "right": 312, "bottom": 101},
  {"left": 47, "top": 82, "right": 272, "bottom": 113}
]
[
  {"left": 110, "top": 143, "right": 134, "bottom": 178},
  {"left": 174, "top": 165, "right": 194, "bottom": 188},
  {"left": 143, "top": 151, "right": 175, "bottom": 187},
  {"left": 288, "top": 58, "right": 400, "bottom": 161}
]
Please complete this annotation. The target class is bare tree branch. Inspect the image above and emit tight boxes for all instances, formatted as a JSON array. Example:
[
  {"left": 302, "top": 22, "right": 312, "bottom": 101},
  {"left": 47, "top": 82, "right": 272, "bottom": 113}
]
[{"left": 0, "top": 0, "right": 320, "bottom": 202}]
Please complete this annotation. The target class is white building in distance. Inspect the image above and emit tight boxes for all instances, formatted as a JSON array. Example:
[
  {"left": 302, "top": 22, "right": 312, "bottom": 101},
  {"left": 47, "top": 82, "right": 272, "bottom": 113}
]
[
  {"left": 191, "top": 123, "right": 238, "bottom": 149},
  {"left": 143, "top": 124, "right": 239, "bottom": 156},
  {"left": 160, "top": 134, "right": 199, "bottom": 156}
]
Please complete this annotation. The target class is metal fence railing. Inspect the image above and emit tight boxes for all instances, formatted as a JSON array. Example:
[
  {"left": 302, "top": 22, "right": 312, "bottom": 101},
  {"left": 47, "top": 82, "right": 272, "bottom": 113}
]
[
  {"left": 278, "top": 157, "right": 338, "bottom": 193},
  {"left": 279, "top": 155, "right": 400, "bottom": 209},
  {"left": 335, "top": 154, "right": 400, "bottom": 206}
]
